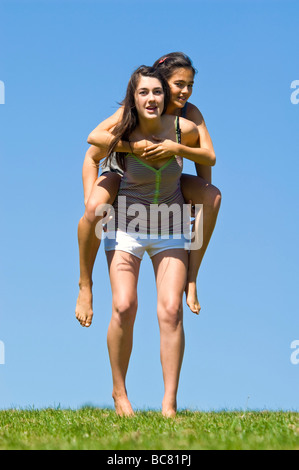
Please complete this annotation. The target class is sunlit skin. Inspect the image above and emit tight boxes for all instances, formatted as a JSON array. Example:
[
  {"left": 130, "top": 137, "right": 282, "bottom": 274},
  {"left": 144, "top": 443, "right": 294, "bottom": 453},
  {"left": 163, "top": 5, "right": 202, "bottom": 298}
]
[
  {"left": 166, "top": 68, "right": 195, "bottom": 115},
  {"left": 100, "top": 76, "right": 198, "bottom": 418},
  {"left": 75, "top": 69, "right": 221, "bottom": 416},
  {"left": 76, "top": 67, "right": 220, "bottom": 330},
  {"left": 134, "top": 77, "right": 165, "bottom": 122},
  {"left": 140, "top": 68, "right": 196, "bottom": 161},
  {"left": 138, "top": 69, "right": 218, "bottom": 315}
]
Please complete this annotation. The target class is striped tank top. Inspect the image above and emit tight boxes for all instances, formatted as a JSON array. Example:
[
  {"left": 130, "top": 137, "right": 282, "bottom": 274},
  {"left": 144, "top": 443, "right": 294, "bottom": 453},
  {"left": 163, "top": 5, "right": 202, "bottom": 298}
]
[{"left": 111, "top": 116, "right": 187, "bottom": 236}]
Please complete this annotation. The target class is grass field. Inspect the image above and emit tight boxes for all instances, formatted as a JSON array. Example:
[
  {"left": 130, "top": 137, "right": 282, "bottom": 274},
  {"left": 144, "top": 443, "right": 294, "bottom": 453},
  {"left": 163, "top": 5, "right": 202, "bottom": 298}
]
[{"left": 0, "top": 408, "right": 298, "bottom": 450}]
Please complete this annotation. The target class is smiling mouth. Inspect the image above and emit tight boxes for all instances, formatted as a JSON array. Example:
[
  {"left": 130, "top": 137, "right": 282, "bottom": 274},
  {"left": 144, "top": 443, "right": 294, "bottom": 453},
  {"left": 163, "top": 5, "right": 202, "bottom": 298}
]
[{"left": 146, "top": 106, "right": 158, "bottom": 112}]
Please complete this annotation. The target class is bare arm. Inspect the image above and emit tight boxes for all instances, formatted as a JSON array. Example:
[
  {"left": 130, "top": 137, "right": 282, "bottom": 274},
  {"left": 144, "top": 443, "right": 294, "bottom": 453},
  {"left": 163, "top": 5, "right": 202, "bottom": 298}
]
[
  {"left": 87, "top": 106, "right": 154, "bottom": 155},
  {"left": 88, "top": 127, "right": 152, "bottom": 157},
  {"left": 142, "top": 105, "right": 216, "bottom": 181},
  {"left": 143, "top": 118, "right": 216, "bottom": 167},
  {"left": 87, "top": 107, "right": 133, "bottom": 153},
  {"left": 186, "top": 104, "right": 216, "bottom": 182},
  {"left": 82, "top": 108, "right": 125, "bottom": 203},
  {"left": 178, "top": 117, "right": 215, "bottom": 166},
  {"left": 83, "top": 107, "right": 153, "bottom": 203}
]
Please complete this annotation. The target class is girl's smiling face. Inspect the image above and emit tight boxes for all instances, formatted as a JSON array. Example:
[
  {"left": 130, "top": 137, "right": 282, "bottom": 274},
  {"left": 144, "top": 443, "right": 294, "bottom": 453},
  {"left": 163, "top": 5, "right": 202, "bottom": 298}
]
[
  {"left": 167, "top": 67, "right": 195, "bottom": 109},
  {"left": 134, "top": 75, "right": 165, "bottom": 119}
]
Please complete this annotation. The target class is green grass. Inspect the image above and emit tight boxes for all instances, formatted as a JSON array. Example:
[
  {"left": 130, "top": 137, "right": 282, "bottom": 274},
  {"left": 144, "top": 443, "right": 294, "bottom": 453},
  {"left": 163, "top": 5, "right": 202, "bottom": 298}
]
[{"left": 0, "top": 408, "right": 298, "bottom": 450}]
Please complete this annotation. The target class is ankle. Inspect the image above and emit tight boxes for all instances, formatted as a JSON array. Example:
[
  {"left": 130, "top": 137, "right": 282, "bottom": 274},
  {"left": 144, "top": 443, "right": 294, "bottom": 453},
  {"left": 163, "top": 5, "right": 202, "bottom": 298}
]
[
  {"left": 78, "top": 279, "right": 93, "bottom": 289},
  {"left": 162, "top": 394, "right": 177, "bottom": 409},
  {"left": 112, "top": 388, "right": 128, "bottom": 400},
  {"left": 186, "top": 279, "right": 196, "bottom": 285},
  {"left": 162, "top": 400, "right": 177, "bottom": 418}
]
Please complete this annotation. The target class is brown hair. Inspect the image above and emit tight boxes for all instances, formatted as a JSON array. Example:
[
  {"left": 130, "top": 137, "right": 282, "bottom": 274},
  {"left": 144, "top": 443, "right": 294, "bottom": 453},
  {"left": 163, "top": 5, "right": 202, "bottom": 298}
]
[
  {"left": 153, "top": 52, "right": 197, "bottom": 80},
  {"left": 103, "top": 65, "right": 170, "bottom": 171}
]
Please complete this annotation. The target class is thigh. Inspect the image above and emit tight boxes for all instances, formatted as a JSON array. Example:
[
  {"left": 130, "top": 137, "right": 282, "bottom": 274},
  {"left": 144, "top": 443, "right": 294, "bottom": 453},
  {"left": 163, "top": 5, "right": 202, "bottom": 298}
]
[
  {"left": 180, "top": 173, "right": 217, "bottom": 205},
  {"left": 87, "top": 172, "right": 121, "bottom": 208},
  {"left": 151, "top": 249, "right": 188, "bottom": 305},
  {"left": 106, "top": 250, "right": 141, "bottom": 303}
]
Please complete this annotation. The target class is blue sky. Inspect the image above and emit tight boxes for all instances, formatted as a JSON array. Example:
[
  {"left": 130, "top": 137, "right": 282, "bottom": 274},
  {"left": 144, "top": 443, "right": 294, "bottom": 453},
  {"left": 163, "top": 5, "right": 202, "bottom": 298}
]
[{"left": 0, "top": 0, "right": 298, "bottom": 412}]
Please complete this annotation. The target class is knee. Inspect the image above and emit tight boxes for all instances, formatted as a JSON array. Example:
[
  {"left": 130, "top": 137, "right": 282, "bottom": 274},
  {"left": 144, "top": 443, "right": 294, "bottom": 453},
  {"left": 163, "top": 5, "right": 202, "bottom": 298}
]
[
  {"left": 204, "top": 184, "right": 222, "bottom": 212},
  {"left": 85, "top": 197, "right": 112, "bottom": 225},
  {"left": 113, "top": 297, "right": 138, "bottom": 326},
  {"left": 158, "top": 300, "right": 183, "bottom": 331},
  {"left": 84, "top": 197, "right": 99, "bottom": 224}
]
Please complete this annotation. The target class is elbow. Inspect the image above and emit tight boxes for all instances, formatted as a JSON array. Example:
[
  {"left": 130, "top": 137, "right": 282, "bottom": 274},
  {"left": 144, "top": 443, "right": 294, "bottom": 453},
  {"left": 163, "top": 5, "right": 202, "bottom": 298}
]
[
  {"left": 87, "top": 132, "right": 96, "bottom": 145},
  {"left": 210, "top": 152, "right": 216, "bottom": 167}
]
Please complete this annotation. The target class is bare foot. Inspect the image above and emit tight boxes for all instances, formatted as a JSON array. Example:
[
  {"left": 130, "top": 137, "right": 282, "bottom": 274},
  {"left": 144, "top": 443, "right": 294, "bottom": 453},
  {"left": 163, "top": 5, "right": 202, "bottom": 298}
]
[
  {"left": 112, "top": 392, "right": 135, "bottom": 417},
  {"left": 75, "top": 284, "right": 93, "bottom": 327},
  {"left": 185, "top": 281, "right": 201, "bottom": 315},
  {"left": 162, "top": 408, "right": 177, "bottom": 418}
]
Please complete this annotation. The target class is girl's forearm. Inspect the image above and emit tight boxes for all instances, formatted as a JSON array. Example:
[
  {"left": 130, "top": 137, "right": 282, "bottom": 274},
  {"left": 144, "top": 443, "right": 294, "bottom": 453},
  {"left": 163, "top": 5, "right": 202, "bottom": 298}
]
[
  {"left": 174, "top": 142, "right": 216, "bottom": 166},
  {"left": 82, "top": 135, "right": 130, "bottom": 204},
  {"left": 87, "top": 130, "right": 131, "bottom": 153}
]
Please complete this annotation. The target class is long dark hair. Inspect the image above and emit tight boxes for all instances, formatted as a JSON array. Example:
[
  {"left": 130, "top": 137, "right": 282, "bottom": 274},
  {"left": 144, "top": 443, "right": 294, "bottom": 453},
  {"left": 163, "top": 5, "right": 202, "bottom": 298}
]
[
  {"left": 103, "top": 65, "right": 170, "bottom": 171},
  {"left": 153, "top": 52, "right": 197, "bottom": 80}
]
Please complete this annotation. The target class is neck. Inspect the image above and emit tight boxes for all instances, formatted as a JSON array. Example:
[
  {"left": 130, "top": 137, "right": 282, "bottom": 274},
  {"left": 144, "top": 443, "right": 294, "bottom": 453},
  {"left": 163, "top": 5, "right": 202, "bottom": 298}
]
[
  {"left": 137, "top": 116, "right": 163, "bottom": 138},
  {"left": 166, "top": 103, "right": 181, "bottom": 116}
]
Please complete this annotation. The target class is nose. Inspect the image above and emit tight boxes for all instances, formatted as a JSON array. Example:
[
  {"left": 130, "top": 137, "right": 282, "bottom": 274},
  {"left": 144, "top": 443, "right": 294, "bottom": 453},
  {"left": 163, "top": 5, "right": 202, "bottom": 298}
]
[{"left": 148, "top": 92, "right": 156, "bottom": 102}]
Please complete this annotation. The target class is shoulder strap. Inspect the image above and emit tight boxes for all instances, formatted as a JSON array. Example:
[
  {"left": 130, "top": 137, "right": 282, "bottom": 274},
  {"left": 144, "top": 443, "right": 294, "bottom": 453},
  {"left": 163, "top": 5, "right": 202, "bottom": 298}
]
[{"left": 175, "top": 116, "right": 181, "bottom": 144}]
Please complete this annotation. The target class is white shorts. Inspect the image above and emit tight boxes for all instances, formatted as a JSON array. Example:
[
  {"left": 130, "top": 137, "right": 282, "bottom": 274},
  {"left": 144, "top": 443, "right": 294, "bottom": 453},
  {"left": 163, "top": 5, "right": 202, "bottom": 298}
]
[{"left": 104, "top": 231, "right": 188, "bottom": 260}]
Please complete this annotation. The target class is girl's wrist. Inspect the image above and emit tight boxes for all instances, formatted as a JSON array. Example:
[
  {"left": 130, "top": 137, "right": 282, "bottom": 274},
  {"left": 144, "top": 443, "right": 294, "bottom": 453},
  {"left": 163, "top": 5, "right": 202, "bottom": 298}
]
[
  {"left": 130, "top": 141, "right": 144, "bottom": 156},
  {"left": 115, "top": 140, "right": 131, "bottom": 153},
  {"left": 172, "top": 141, "right": 180, "bottom": 155}
]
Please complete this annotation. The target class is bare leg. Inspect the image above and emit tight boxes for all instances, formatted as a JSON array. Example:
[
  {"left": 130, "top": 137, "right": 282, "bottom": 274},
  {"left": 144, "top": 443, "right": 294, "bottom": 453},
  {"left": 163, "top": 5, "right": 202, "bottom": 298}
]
[
  {"left": 75, "top": 173, "right": 121, "bottom": 327},
  {"left": 106, "top": 250, "right": 141, "bottom": 416},
  {"left": 151, "top": 249, "right": 188, "bottom": 417},
  {"left": 180, "top": 174, "right": 221, "bottom": 314}
]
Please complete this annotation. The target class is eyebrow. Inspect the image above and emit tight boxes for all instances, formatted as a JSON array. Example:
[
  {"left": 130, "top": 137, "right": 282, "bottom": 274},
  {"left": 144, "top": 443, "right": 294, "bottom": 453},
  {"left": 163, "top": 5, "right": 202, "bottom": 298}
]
[
  {"left": 174, "top": 80, "right": 194, "bottom": 84},
  {"left": 137, "top": 86, "right": 163, "bottom": 91}
]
